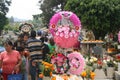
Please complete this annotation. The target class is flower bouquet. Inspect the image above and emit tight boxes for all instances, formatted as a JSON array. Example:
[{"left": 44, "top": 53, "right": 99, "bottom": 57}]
[
  {"left": 103, "top": 58, "right": 117, "bottom": 79},
  {"left": 38, "top": 61, "right": 54, "bottom": 80},
  {"left": 81, "top": 67, "right": 95, "bottom": 80},
  {"left": 51, "top": 53, "right": 70, "bottom": 74},
  {"left": 103, "top": 58, "right": 116, "bottom": 67},
  {"left": 85, "top": 56, "right": 98, "bottom": 71}
]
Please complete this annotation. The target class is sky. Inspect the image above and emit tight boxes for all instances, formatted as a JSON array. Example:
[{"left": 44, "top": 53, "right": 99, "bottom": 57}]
[{"left": 6, "top": 0, "right": 41, "bottom": 20}]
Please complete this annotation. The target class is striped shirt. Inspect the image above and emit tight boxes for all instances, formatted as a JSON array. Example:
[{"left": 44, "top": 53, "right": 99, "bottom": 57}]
[{"left": 26, "top": 38, "right": 43, "bottom": 61}]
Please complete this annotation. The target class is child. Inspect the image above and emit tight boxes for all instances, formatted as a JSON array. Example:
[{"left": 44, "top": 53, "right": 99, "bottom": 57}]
[{"left": 18, "top": 47, "right": 28, "bottom": 80}]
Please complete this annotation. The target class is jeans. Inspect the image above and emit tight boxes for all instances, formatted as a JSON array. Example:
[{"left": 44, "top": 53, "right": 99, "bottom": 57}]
[
  {"left": 29, "top": 60, "right": 42, "bottom": 80},
  {"left": 22, "top": 72, "right": 28, "bottom": 80}
]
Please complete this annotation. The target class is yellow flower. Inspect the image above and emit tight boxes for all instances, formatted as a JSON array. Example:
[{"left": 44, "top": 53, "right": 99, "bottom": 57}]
[
  {"left": 61, "top": 74, "right": 69, "bottom": 80},
  {"left": 45, "top": 66, "right": 49, "bottom": 69},
  {"left": 50, "top": 72, "right": 52, "bottom": 76},
  {"left": 42, "top": 61, "right": 53, "bottom": 67},
  {"left": 81, "top": 71, "right": 87, "bottom": 77},
  {"left": 42, "top": 61, "right": 54, "bottom": 76},
  {"left": 90, "top": 72, "right": 95, "bottom": 80},
  {"left": 51, "top": 76, "right": 56, "bottom": 80}
]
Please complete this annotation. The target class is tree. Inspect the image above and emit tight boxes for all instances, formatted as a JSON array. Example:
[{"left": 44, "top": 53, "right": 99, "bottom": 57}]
[
  {"left": 38, "top": 0, "right": 67, "bottom": 28},
  {"left": 64, "top": 0, "right": 120, "bottom": 39},
  {"left": 0, "top": 0, "right": 11, "bottom": 35}
]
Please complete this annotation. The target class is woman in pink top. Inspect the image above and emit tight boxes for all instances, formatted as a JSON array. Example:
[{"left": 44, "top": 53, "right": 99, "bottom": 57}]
[{"left": 0, "top": 40, "right": 21, "bottom": 80}]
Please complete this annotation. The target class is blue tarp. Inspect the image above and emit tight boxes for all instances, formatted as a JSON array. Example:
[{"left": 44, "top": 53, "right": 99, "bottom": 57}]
[{"left": 0, "top": 46, "right": 5, "bottom": 53}]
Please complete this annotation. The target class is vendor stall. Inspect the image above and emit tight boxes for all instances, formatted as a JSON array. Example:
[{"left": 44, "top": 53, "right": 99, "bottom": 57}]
[{"left": 80, "top": 40, "right": 105, "bottom": 58}]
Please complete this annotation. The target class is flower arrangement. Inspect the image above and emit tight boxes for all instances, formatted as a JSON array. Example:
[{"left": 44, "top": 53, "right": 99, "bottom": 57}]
[
  {"left": 49, "top": 11, "right": 81, "bottom": 48},
  {"left": 103, "top": 59, "right": 116, "bottom": 67},
  {"left": 51, "top": 53, "right": 70, "bottom": 74},
  {"left": 49, "top": 11, "right": 81, "bottom": 34},
  {"left": 81, "top": 67, "right": 95, "bottom": 80},
  {"left": 39, "top": 61, "right": 54, "bottom": 78},
  {"left": 107, "top": 60, "right": 115, "bottom": 67},
  {"left": 51, "top": 74, "right": 82, "bottom": 80},
  {"left": 85, "top": 56, "right": 98, "bottom": 66},
  {"left": 67, "top": 52, "right": 85, "bottom": 75},
  {"left": 54, "top": 25, "right": 79, "bottom": 48}
]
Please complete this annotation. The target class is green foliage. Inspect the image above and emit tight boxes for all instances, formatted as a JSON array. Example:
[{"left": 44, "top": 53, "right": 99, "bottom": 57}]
[
  {"left": 107, "top": 60, "right": 115, "bottom": 67},
  {"left": 43, "top": 68, "right": 51, "bottom": 76},
  {"left": 0, "top": 13, "right": 8, "bottom": 30},
  {"left": 3, "top": 22, "right": 20, "bottom": 32},
  {"left": 39, "top": 0, "right": 67, "bottom": 27},
  {"left": 0, "top": 0, "right": 11, "bottom": 15},
  {"left": 0, "top": 0, "right": 11, "bottom": 35},
  {"left": 64, "top": 0, "right": 120, "bottom": 39}
]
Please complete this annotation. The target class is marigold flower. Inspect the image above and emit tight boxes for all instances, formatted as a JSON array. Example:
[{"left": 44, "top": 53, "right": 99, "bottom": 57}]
[
  {"left": 39, "top": 73, "right": 44, "bottom": 78},
  {"left": 90, "top": 72, "right": 95, "bottom": 80},
  {"left": 81, "top": 71, "right": 87, "bottom": 77},
  {"left": 51, "top": 76, "right": 56, "bottom": 80}
]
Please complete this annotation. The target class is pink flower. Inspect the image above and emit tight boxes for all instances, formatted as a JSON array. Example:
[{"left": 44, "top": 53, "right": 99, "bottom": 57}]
[{"left": 67, "top": 52, "right": 85, "bottom": 75}]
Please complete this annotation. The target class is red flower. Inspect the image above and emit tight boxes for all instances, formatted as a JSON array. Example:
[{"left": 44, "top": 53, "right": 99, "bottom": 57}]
[
  {"left": 52, "top": 24, "right": 56, "bottom": 28},
  {"left": 116, "top": 55, "right": 120, "bottom": 60},
  {"left": 75, "top": 26, "right": 79, "bottom": 30},
  {"left": 97, "top": 60, "right": 103, "bottom": 65},
  {"left": 51, "top": 55, "right": 55, "bottom": 59},
  {"left": 57, "top": 53, "right": 64, "bottom": 57}
]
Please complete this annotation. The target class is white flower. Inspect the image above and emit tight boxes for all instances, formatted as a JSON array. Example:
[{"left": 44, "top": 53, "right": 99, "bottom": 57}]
[
  {"left": 93, "top": 57, "right": 97, "bottom": 62},
  {"left": 103, "top": 60, "right": 107, "bottom": 64},
  {"left": 106, "top": 59, "right": 110, "bottom": 62},
  {"left": 90, "top": 59, "right": 94, "bottom": 62},
  {"left": 85, "top": 57, "right": 89, "bottom": 62},
  {"left": 113, "top": 61, "right": 117, "bottom": 64}
]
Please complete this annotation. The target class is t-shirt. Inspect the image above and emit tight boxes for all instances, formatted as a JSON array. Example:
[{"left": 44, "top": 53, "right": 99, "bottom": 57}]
[
  {"left": 20, "top": 56, "right": 26, "bottom": 73},
  {"left": 14, "top": 40, "right": 25, "bottom": 51},
  {"left": 0, "top": 50, "right": 21, "bottom": 74},
  {"left": 48, "top": 44, "right": 55, "bottom": 54},
  {"left": 26, "top": 38, "right": 43, "bottom": 61},
  {"left": 41, "top": 43, "right": 50, "bottom": 60}
]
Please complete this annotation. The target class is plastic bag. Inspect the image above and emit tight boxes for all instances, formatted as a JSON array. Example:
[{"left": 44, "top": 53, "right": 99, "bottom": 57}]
[{"left": 8, "top": 74, "right": 22, "bottom": 80}]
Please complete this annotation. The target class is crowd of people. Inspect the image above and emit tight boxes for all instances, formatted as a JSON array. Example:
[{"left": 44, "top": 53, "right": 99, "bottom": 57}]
[
  {"left": 0, "top": 27, "right": 119, "bottom": 80},
  {"left": 0, "top": 30, "right": 56, "bottom": 80}
]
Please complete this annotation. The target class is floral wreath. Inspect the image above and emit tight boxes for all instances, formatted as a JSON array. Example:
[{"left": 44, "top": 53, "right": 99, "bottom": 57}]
[
  {"left": 49, "top": 11, "right": 81, "bottom": 48},
  {"left": 51, "top": 53, "right": 70, "bottom": 74},
  {"left": 67, "top": 52, "right": 85, "bottom": 75},
  {"left": 49, "top": 11, "right": 81, "bottom": 35},
  {"left": 19, "top": 23, "right": 33, "bottom": 33}
]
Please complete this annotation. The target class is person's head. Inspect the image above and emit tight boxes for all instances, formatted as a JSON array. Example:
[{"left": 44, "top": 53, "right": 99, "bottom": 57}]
[
  {"left": 23, "top": 33, "right": 29, "bottom": 41},
  {"left": 37, "top": 30, "right": 42, "bottom": 36},
  {"left": 40, "top": 37, "right": 44, "bottom": 43},
  {"left": 3, "top": 40, "right": 13, "bottom": 52},
  {"left": 44, "top": 37, "right": 48, "bottom": 42},
  {"left": 49, "top": 38, "right": 55, "bottom": 46},
  {"left": 17, "top": 47, "right": 24, "bottom": 55},
  {"left": 30, "top": 30, "right": 36, "bottom": 38},
  {"left": 18, "top": 34, "right": 23, "bottom": 40}
]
